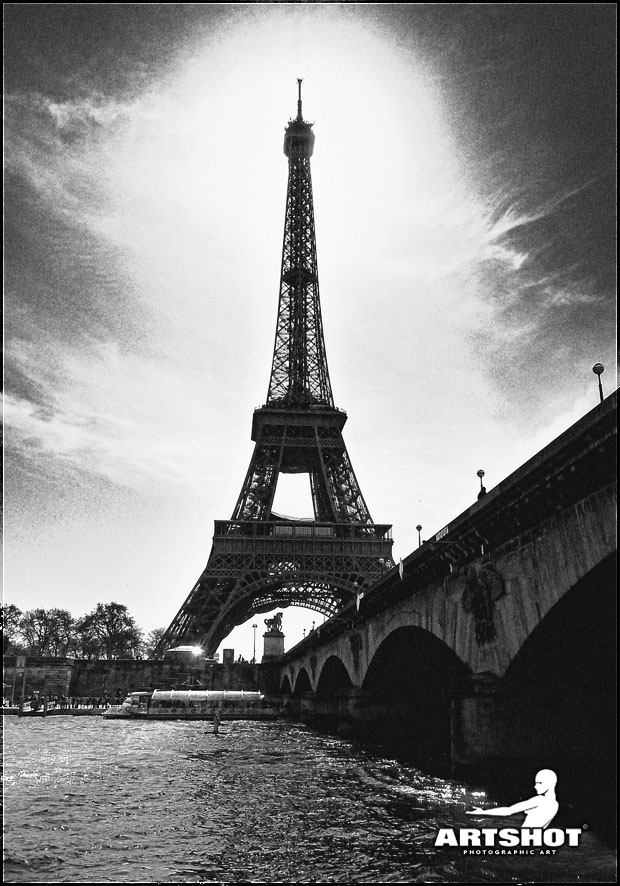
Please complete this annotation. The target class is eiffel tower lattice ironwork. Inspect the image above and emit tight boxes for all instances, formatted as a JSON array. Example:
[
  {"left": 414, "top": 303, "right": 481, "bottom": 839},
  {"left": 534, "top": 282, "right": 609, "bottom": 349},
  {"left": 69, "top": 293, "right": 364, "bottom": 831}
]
[{"left": 155, "top": 81, "right": 394, "bottom": 658}]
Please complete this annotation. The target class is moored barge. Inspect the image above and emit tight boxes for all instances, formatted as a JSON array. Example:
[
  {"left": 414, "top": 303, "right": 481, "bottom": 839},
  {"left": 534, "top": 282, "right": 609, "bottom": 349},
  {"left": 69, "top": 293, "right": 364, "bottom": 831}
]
[{"left": 103, "top": 689, "right": 282, "bottom": 720}]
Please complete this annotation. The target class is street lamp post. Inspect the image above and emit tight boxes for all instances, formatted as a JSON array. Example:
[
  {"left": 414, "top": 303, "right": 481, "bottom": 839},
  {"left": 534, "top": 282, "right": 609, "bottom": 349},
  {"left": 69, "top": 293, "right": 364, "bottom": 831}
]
[
  {"left": 252, "top": 623, "right": 257, "bottom": 664},
  {"left": 416, "top": 525, "right": 422, "bottom": 548},
  {"left": 592, "top": 363, "right": 605, "bottom": 402},
  {"left": 477, "top": 469, "right": 486, "bottom": 500}
]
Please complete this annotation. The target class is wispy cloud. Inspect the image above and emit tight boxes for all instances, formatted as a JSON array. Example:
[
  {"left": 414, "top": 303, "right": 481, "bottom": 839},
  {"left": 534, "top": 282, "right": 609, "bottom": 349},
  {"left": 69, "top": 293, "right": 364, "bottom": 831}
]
[{"left": 4, "top": 338, "right": 225, "bottom": 492}]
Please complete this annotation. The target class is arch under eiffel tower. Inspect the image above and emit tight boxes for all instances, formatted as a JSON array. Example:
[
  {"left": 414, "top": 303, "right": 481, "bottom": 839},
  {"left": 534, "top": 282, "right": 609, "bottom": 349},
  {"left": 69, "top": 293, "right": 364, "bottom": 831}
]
[{"left": 155, "top": 81, "right": 393, "bottom": 658}]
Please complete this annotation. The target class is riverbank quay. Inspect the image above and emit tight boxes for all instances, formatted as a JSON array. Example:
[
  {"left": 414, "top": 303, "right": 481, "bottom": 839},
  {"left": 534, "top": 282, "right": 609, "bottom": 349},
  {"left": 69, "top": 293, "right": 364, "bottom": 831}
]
[
  {"left": 3, "top": 710, "right": 106, "bottom": 718},
  {"left": 3, "top": 653, "right": 281, "bottom": 702},
  {"left": 2, "top": 701, "right": 107, "bottom": 717}
]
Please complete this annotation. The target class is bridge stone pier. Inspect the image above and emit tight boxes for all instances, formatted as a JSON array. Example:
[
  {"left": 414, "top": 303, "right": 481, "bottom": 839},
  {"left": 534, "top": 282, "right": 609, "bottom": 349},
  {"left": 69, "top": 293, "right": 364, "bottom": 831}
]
[{"left": 278, "top": 393, "right": 616, "bottom": 820}]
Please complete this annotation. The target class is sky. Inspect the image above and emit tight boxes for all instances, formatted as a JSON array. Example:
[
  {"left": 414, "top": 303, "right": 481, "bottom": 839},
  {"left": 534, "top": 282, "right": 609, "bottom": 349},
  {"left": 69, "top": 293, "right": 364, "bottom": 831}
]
[{"left": 4, "top": 4, "right": 616, "bottom": 661}]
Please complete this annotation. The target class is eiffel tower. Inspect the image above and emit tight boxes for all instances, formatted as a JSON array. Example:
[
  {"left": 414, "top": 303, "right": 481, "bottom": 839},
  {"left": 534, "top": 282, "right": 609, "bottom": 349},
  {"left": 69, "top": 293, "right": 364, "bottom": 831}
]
[{"left": 155, "top": 81, "right": 394, "bottom": 658}]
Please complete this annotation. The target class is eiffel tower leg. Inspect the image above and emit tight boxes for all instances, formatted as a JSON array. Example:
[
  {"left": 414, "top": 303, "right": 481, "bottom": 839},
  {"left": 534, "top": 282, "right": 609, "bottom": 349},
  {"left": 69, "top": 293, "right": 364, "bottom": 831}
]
[
  {"left": 155, "top": 411, "right": 393, "bottom": 657},
  {"left": 231, "top": 440, "right": 282, "bottom": 522}
]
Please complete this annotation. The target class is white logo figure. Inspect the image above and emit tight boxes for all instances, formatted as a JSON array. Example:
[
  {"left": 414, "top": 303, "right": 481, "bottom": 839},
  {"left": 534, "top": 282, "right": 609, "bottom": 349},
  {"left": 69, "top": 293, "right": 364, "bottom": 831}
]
[{"left": 467, "top": 769, "right": 559, "bottom": 829}]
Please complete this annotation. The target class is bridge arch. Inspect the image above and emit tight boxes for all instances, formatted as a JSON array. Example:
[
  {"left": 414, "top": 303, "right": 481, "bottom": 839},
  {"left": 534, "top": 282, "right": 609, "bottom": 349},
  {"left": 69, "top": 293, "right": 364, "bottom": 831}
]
[
  {"left": 361, "top": 626, "right": 470, "bottom": 765},
  {"left": 363, "top": 626, "right": 469, "bottom": 697},
  {"left": 497, "top": 551, "right": 616, "bottom": 834},
  {"left": 315, "top": 655, "right": 353, "bottom": 698},
  {"left": 280, "top": 674, "right": 292, "bottom": 696},
  {"left": 293, "top": 667, "right": 312, "bottom": 697},
  {"left": 490, "top": 553, "right": 617, "bottom": 839},
  {"left": 502, "top": 551, "right": 615, "bottom": 695}
]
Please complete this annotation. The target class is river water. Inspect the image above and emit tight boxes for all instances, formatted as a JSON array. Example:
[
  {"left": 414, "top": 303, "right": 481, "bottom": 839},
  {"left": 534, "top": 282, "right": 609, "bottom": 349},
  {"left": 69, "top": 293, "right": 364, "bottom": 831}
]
[{"left": 3, "top": 717, "right": 616, "bottom": 884}]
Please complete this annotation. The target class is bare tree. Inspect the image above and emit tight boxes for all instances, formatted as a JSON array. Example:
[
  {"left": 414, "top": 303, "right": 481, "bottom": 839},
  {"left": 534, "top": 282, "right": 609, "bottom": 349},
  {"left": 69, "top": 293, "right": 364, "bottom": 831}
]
[
  {"left": 2, "top": 603, "right": 24, "bottom": 653},
  {"left": 75, "top": 602, "right": 144, "bottom": 659},
  {"left": 19, "top": 608, "right": 54, "bottom": 655},
  {"left": 47, "top": 609, "right": 76, "bottom": 657},
  {"left": 18, "top": 607, "right": 75, "bottom": 656},
  {"left": 144, "top": 627, "right": 167, "bottom": 658}
]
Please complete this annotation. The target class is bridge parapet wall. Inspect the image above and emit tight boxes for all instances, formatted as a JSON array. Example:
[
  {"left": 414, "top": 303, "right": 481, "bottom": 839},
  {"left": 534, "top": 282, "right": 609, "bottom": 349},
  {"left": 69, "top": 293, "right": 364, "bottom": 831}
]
[
  {"left": 282, "top": 480, "right": 615, "bottom": 695},
  {"left": 281, "top": 393, "right": 616, "bottom": 693}
]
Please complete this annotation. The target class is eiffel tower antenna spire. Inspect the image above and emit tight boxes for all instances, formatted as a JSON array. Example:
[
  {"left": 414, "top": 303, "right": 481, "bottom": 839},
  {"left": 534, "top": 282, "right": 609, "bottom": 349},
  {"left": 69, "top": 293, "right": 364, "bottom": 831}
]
[
  {"left": 155, "top": 83, "right": 393, "bottom": 659},
  {"left": 297, "top": 77, "right": 303, "bottom": 120}
]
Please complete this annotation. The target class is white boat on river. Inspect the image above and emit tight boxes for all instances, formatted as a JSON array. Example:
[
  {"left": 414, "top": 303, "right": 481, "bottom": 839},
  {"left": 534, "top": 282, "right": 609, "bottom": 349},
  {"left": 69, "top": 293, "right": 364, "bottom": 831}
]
[{"left": 104, "top": 689, "right": 283, "bottom": 720}]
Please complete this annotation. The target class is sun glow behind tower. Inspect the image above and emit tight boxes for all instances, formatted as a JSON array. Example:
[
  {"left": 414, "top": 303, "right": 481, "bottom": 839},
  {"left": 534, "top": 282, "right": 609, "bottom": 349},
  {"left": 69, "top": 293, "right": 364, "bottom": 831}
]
[{"left": 5, "top": 6, "right": 614, "bottom": 662}]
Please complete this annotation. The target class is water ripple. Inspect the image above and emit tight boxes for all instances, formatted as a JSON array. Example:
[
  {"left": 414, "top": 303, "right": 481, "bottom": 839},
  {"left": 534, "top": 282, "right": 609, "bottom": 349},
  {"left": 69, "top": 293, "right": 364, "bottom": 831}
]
[{"left": 3, "top": 718, "right": 616, "bottom": 883}]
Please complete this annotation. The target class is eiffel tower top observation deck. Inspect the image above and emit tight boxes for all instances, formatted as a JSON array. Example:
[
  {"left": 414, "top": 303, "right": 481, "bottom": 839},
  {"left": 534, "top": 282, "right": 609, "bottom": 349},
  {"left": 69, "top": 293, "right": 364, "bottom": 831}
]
[{"left": 154, "top": 83, "right": 393, "bottom": 658}]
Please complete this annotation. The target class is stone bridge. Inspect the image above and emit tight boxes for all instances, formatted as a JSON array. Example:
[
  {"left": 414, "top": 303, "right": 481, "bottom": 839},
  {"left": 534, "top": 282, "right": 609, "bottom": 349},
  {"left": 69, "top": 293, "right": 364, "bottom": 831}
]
[{"left": 277, "top": 392, "right": 616, "bottom": 791}]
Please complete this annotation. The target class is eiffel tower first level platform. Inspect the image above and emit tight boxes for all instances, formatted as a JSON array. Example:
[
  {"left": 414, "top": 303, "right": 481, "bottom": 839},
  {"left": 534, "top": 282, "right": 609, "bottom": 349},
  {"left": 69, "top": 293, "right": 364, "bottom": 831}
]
[{"left": 155, "top": 82, "right": 393, "bottom": 658}]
